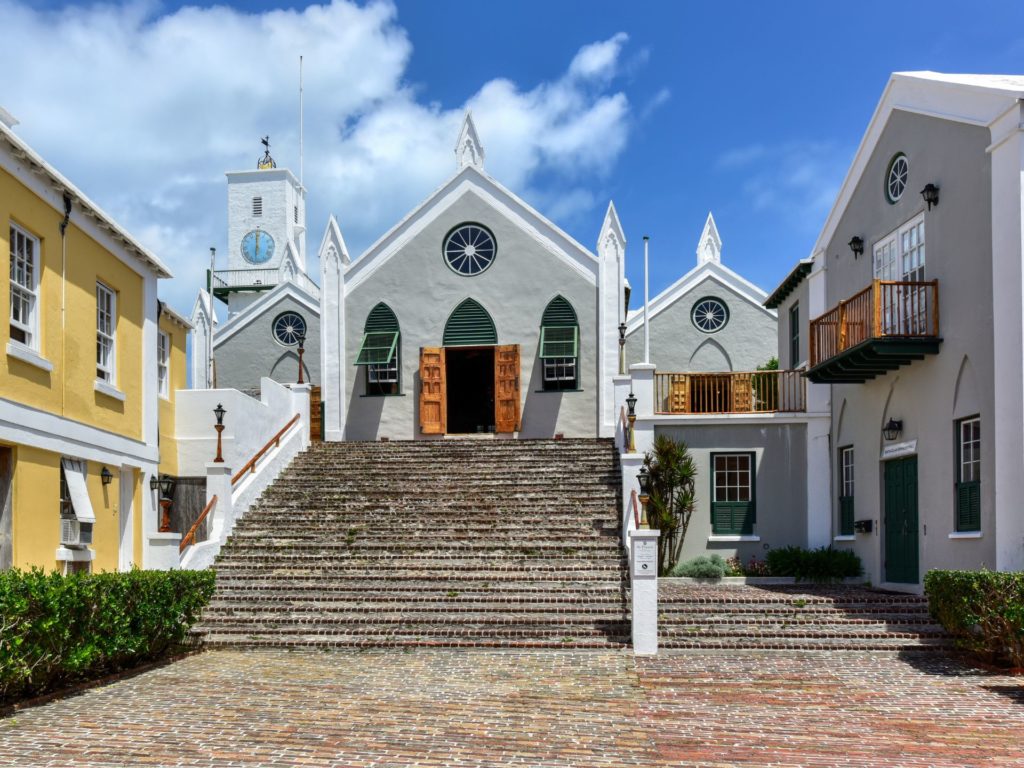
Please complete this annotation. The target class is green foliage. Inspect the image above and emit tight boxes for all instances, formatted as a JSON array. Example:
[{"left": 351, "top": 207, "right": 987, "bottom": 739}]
[
  {"left": 765, "top": 546, "right": 863, "bottom": 581},
  {"left": 756, "top": 357, "right": 780, "bottom": 371},
  {"left": 671, "top": 554, "right": 726, "bottom": 579},
  {"left": 0, "top": 568, "right": 215, "bottom": 705},
  {"left": 925, "top": 570, "right": 1024, "bottom": 668},
  {"left": 726, "top": 555, "right": 769, "bottom": 576},
  {"left": 643, "top": 435, "right": 697, "bottom": 576}
]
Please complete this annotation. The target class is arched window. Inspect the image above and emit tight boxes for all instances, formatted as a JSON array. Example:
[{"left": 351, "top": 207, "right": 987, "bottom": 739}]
[
  {"left": 539, "top": 296, "right": 579, "bottom": 391},
  {"left": 443, "top": 298, "right": 497, "bottom": 346},
  {"left": 355, "top": 303, "right": 400, "bottom": 395}
]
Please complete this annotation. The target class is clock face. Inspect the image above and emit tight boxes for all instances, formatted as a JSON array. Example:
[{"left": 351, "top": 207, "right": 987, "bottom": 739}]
[{"left": 241, "top": 229, "right": 275, "bottom": 265}]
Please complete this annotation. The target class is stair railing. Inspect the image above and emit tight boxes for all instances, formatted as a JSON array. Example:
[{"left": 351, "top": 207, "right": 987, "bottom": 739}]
[
  {"left": 630, "top": 489, "right": 640, "bottom": 528},
  {"left": 231, "top": 413, "right": 301, "bottom": 486},
  {"left": 180, "top": 495, "right": 217, "bottom": 553},
  {"left": 619, "top": 405, "right": 630, "bottom": 452}
]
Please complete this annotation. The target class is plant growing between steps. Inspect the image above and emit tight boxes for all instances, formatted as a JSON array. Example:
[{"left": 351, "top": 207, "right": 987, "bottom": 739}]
[{"left": 643, "top": 435, "right": 697, "bottom": 575}]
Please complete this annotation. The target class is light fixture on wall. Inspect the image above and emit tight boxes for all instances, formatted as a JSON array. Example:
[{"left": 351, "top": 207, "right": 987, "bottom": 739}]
[
  {"left": 296, "top": 330, "right": 307, "bottom": 385},
  {"left": 848, "top": 236, "right": 864, "bottom": 259},
  {"left": 100, "top": 466, "right": 113, "bottom": 486},
  {"left": 921, "top": 183, "right": 940, "bottom": 210},
  {"left": 636, "top": 466, "right": 651, "bottom": 529},
  {"left": 618, "top": 322, "right": 627, "bottom": 376},
  {"left": 883, "top": 418, "right": 903, "bottom": 441},
  {"left": 625, "top": 391, "right": 637, "bottom": 453},
  {"left": 213, "top": 403, "right": 227, "bottom": 463}
]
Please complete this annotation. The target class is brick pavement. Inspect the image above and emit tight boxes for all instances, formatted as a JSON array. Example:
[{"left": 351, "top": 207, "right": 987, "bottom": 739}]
[{"left": 0, "top": 649, "right": 1021, "bottom": 767}]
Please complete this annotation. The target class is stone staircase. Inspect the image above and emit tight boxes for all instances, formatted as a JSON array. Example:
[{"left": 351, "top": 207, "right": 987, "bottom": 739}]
[
  {"left": 659, "top": 583, "right": 951, "bottom": 652},
  {"left": 197, "top": 438, "right": 630, "bottom": 649}
]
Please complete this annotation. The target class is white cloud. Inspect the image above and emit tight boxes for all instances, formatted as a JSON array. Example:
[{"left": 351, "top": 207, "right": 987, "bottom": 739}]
[{"left": 0, "top": 1, "right": 636, "bottom": 315}]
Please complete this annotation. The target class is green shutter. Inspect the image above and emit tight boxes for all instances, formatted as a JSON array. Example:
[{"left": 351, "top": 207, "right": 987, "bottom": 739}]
[
  {"left": 712, "top": 501, "right": 755, "bottom": 535},
  {"left": 443, "top": 299, "right": 497, "bottom": 346},
  {"left": 354, "top": 331, "right": 398, "bottom": 365},
  {"left": 956, "top": 480, "right": 981, "bottom": 532},
  {"left": 839, "top": 496, "right": 855, "bottom": 536},
  {"left": 539, "top": 326, "right": 578, "bottom": 358},
  {"left": 365, "top": 303, "right": 399, "bottom": 334},
  {"left": 541, "top": 296, "right": 578, "bottom": 326}
]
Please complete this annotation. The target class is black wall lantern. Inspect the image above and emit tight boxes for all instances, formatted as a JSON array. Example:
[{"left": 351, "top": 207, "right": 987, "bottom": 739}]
[
  {"left": 148, "top": 474, "right": 175, "bottom": 499},
  {"left": 100, "top": 466, "right": 113, "bottom": 486},
  {"left": 848, "top": 236, "right": 864, "bottom": 259},
  {"left": 921, "top": 183, "right": 940, "bottom": 210},
  {"left": 636, "top": 465, "right": 651, "bottom": 496},
  {"left": 625, "top": 391, "right": 637, "bottom": 418},
  {"left": 883, "top": 418, "right": 903, "bottom": 441}
]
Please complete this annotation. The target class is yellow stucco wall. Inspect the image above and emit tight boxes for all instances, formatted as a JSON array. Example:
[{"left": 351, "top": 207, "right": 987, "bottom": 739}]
[
  {"left": 1, "top": 167, "right": 144, "bottom": 440},
  {"left": 157, "top": 313, "right": 188, "bottom": 478},
  {"left": 7, "top": 443, "right": 134, "bottom": 572}
]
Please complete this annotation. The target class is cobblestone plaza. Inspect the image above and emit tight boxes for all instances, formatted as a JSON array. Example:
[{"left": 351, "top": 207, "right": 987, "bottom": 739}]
[{"left": 1, "top": 649, "right": 1021, "bottom": 767}]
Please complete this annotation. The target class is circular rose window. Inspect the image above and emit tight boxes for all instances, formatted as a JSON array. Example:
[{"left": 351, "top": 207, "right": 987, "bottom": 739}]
[
  {"left": 443, "top": 223, "right": 496, "bottom": 275},
  {"left": 886, "top": 153, "right": 908, "bottom": 203},
  {"left": 272, "top": 311, "right": 306, "bottom": 346},
  {"left": 691, "top": 297, "right": 729, "bottom": 333}
]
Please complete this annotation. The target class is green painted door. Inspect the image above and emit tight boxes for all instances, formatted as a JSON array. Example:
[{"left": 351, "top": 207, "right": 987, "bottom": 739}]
[{"left": 884, "top": 457, "right": 919, "bottom": 584}]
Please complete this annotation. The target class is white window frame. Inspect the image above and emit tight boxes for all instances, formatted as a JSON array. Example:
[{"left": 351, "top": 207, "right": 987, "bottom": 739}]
[
  {"left": 96, "top": 282, "right": 116, "bottom": 384},
  {"left": 959, "top": 417, "right": 981, "bottom": 484},
  {"left": 840, "top": 446, "right": 855, "bottom": 498},
  {"left": 9, "top": 222, "right": 41, "bottom": 350},
  {"left": 367, "top": 357, "right": 399, "bottom": 384},
  {"left": 157, "top": 330, "right": 170, "bottom": 398},
  {"left": 543, "top": 356, "right": 577, "bottom": 384},
  {"left": 873, "top": 213, "right": 925, "bottom": 281}
]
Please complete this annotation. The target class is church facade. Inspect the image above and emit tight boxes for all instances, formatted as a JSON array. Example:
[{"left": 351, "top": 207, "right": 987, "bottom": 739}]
[{"left": 319, "top": 115, "right": 625, "bottom": 440}]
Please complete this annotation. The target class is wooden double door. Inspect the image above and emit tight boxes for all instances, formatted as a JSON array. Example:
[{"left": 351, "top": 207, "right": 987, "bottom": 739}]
[{"left": 419, "top": 345, "right": 520, "bottom": 435}]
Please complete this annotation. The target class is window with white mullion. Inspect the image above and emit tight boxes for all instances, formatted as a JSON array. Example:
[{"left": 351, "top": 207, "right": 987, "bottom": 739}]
[
  {"left": 543, "top": 357, "right": 577, "bottom": 383},
  {"left": 367, "top": 356, "right": 398, "bottom": 384},
  {"left": 96, "top": 282, "right": 116, "bottom": 383},
  {"left": 157, "top": 331, "right": 170, "bottom": 398},
  {"left": 959, "top": 417, "right": 980, "bottom": 484},
  {"left": 9, "top": 223, "right": 40, "bottom": 348}
]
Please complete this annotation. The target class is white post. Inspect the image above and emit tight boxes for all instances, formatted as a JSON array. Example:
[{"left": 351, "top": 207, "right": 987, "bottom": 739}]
[
  {"left": 631, "top": 528, "right": 660, "bottom": 655},
  {"left": 290, "top": 383, "right": 312, "bottom": 449},
  {"left": 643, "top": 235, "right": 650, "bottom": 364}
]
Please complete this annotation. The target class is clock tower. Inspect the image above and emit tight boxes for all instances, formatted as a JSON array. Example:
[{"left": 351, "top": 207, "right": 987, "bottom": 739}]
[{"left": 218, "top": 137, "right": 308, "bottom": 316}]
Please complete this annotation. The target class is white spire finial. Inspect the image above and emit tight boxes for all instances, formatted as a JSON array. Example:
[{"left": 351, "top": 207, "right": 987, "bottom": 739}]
[
  {"left": 697, "top": 211, "right": 722, "bottom": 265},
  {"left": 455, "top": 110, "right": 485, "bottom": 171}
]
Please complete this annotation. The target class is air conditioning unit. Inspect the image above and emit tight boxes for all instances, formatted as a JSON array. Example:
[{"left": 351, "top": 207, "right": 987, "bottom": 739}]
[{"left": 60, "top": 519, "right": 93, "bottom": 548}]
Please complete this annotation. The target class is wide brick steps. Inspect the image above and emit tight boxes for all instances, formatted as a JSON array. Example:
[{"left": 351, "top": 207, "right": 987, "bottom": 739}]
[
  {"left": 197, "top": 438, "right": 629, "bottom": 649},
  {"left": 658, "top": 584, "right": 951, "bottom": 651}
]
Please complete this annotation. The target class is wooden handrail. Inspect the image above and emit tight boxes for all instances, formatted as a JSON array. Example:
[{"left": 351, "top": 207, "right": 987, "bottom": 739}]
[
  {"left": 180, "top": 495, "right": 217, "bottom": 553},
  {"left": 630, "top": 489, "right": 640, "bottom": 529},
  {"left": 231, "top": 413, "right": 301, "bottom": 485}
]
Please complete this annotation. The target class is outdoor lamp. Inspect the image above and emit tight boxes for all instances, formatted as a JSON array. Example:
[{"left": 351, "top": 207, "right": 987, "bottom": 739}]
[
  {"left": 883, "top": 418, "right": 903, "bottom": 441},
  {"left": 636, "top": 466, "right": 651, "bottom": 529},
  {"left": 625, "top": 391, "right": 637, "bottom": 417},
  {"left": 149, "top": 475, "right": 160, "bottom": 493},
  {"left": 296, "top": 330, "right": 307, "bottom": 385},
  {"left": 848, "top": 236, "right": 864, "bottom": 259},
  {"left": 625, "top": 392, "right": 638, "bottom": 453},
  {"left": 618, "top": 322, "right": 627, "bottom": 343},
  {"left": 213, "top": 403, "right": 227, "bottom": 463},
  {"left": 100, "top": 466, "right": 113, "bottom": 486},
  {"left": 158, "top": 475, "right": 176, "bottom": 499},
  {"left": 921, "top": 183, "right": 940, "bottom": 210}
]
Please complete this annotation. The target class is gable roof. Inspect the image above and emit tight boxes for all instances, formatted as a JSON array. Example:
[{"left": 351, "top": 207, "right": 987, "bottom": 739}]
[
  {"left": 625, "top": 259, "right": 774, "bottom": 333},
  {"left": 340, "top": 164, "right": 600, "bottom": 292},
  {"left": 809, "top": 71, "right": 1024, "bottom": 261},
  {"left": 213, "top": 279, "right": 320, "bottom": 347}
]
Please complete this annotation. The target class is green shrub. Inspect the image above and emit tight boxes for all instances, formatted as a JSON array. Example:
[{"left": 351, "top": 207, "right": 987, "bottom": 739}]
[
  {"left": 925, "top": 570, "right": 1024, "bottom": 668},
  {"left": 671, "top": 554, "right": 726, "bottom": 579},
  {"left": 0, "top": 568, "right": 215, "bottom": 705},
  {"left": 766, "top": 546, "right": 863, "bottom": 581}
]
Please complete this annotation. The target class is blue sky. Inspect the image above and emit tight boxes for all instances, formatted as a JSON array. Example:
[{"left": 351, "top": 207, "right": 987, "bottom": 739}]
[{"left": 3, "top": 1, "right": 1024, "bottom": 315}]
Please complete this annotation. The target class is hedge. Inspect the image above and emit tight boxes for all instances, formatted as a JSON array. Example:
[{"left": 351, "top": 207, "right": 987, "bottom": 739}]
[
  {"left": 765, "top": 546, "right": 863, "bottom": 581},
  {"left": 1, "top": 568, "right": 215, "bottom": 705},
  {"left": 924, "top": 569, "right": 1024, "bottom": 668}
]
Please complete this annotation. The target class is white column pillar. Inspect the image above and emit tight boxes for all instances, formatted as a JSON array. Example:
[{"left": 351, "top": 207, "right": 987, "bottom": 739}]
[
  {"left": 643, "top": 236, "right": 650, "bottom": 364},
  {"left": 204, "top": 462, "right": 234, "bottom": 547},
  {"left": 289, "top": 383, "right": 312, "bottom": 448},
  {"left": 630, "top": 528, "right": 660, "bottom": 655}
]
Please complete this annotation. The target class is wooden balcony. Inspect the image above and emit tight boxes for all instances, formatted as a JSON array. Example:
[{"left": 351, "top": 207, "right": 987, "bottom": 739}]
[
  {"left": 654, "top": 370, "right": 806, "bottom": 415},
  {"left": 808, "top": 279, "right": 941, "bottom": 383}
]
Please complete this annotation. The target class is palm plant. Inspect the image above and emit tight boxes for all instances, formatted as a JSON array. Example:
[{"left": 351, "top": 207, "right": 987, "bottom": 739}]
[{"left": 642, "top": 435, "right": 697, "bottom": 575}]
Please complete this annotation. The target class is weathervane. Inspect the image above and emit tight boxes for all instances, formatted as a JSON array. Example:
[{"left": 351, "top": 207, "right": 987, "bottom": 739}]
[{"left": 257, "top": 136, "right": 276, "bottom": 170}]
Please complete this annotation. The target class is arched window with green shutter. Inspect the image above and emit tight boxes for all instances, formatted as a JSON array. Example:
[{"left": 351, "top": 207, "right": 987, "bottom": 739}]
[
  {"left": 539, "top": 296, "right": 579, "bottom": 391},
  {"left": 443, "top": 298, "right": 497, "bottom": 346},
  {"left": 356, "top": 302, "right": 401, "bottom": 395}
]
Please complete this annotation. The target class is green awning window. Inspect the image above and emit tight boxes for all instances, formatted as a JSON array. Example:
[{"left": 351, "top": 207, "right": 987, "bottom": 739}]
[
  {"left": 355, "top": 331, "right": 399, "bottom": 366},
  {"left": 539, "top": 325, "right": 578, "bottom": 359}
]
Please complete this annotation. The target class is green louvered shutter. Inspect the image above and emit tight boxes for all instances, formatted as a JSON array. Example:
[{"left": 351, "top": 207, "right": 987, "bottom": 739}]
[
  {"left": 956, "top": 481, "right": 980, "bottom": 532},
  {"left": 355, "top": 303, "right": 399, "bottom": 365},
  {"left": 839, "top": 496, "right": 855, "bottom": 536},
  {"left": 541, "top": 296, "right": 577, "bottom": 326},
  {"left": 443, "top": 299, "right": 497, "bottom": 346}
]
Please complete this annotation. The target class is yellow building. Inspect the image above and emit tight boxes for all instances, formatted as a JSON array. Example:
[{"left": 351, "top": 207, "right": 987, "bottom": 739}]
[{"left": 0, "top": 115, "right": 175, "bottom": 573}]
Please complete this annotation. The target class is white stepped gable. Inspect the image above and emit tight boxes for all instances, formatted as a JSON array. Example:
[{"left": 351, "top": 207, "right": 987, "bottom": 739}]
[
  {"left": 455, "top": 111, "right": 485, "bottom": 171},
  {"left": 696, "top": 211, "right": 722, "bottom": 265}
]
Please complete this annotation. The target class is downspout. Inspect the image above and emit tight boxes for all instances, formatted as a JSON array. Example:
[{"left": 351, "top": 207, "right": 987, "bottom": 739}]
[{"left": 58, "top": 193, "right": 72, "bottom": 416}]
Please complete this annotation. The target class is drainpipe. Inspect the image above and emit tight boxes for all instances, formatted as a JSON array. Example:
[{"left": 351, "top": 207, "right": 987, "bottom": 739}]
[{"left": 58, "top": 193, "right": 72, "bottom": 415}]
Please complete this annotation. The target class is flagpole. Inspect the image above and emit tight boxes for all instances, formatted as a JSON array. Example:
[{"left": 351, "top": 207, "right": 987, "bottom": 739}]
[{"left": 643, "top": 235, "right": 650, "bottom": 364}]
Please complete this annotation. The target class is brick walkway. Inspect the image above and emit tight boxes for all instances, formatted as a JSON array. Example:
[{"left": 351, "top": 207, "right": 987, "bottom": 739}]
[{"left": 0, "top": 649, "right": 1021, "bottom": 767}]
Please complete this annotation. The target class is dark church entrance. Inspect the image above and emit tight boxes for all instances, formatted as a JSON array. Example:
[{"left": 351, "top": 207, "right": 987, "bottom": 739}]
[{"left": 445, "top": 347, "right": 495, "bottom": 433}]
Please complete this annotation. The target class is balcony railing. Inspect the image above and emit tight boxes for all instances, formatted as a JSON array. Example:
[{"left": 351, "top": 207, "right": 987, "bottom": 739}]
[
  {"left": 810, "top": 279, "right": 939, "bottom": 367},
  {"left": 211, "top": 268, "right": 320, "bottom": 300},
  {"left": 654, "top": 370, "right": 806, "bottom": 415}
]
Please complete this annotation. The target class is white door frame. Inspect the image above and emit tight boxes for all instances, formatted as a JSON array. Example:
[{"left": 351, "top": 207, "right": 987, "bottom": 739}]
[{"left": 118, "top": 466, "right": 135, "bottom": 571}]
